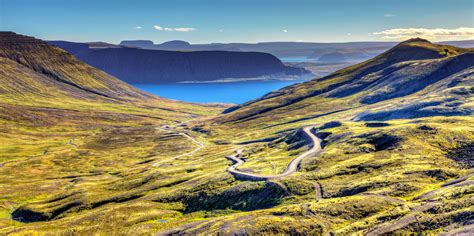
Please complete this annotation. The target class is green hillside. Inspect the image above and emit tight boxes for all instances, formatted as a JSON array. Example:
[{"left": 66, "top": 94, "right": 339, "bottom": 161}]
[
  {"left": 221, "top": 38, "right": 473, "bottom": 123},
  {"left": 0, "top": 35, "right": 473, "bottom": 235},
  {"left": 194, "top": 38, "right": 474, "bottom": 234},
  {"left": 0, "top": 32, "right": 224, "bottom": 234}
]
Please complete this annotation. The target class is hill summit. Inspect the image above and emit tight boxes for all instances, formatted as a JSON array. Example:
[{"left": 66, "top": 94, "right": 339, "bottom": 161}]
[{"left": 222, "top": 38, "right": 474, "bottom": 122}]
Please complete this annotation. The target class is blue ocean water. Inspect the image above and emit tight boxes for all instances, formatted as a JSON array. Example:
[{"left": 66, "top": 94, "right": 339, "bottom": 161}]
[{"left": 133, "top": 80, "right": 306, "bottom": 104}]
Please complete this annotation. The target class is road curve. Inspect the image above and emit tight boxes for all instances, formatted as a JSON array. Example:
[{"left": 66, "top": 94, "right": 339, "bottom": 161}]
[
  {"left": 226, "top": 126, "right": 322, "bottom": 180},
  {"left": 152, "top": 122, "right": 205, "bottom": 167}
]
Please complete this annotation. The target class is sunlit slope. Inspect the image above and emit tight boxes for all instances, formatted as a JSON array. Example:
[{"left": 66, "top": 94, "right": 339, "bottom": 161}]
[
  {"left": 172, "top": 38, "right": 473, "bottom": 234},
  {"left": 0, "top": 32, "right": 225, "bottom": 234},
  {"left": 221, "top": 38, "right": 473, "bottom": 124},
  {"left": 0, "top": 32, "right": 219, "bottom": 119},
  {"left": 1, "top": 35, "right": 472, "bottom": 235},
  {"left": 0, "top": 32, "right": 147, "bottom": 100}
]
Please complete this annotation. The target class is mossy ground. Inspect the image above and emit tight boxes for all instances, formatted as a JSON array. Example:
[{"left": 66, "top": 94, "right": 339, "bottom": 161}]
[
  {"left": 1, "top": 96, "right": 472, "bottom": 234},
  {"left": 0, "top": 36, "right": 472, "bottom": 234}
]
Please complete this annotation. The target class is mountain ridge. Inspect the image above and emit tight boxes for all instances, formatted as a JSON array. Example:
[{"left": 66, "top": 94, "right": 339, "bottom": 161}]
[
  {"left": 220, "top": 38, "right": 474, "bottom": 122},
  {"left": 120, "top": 38, "right": 474, "bottom": 61},
  {"left": 0, "top": 32, "right": 149, "bottom": 101},
  {"left": 0, "top": 31, "right": 221, "bottom": 122}
]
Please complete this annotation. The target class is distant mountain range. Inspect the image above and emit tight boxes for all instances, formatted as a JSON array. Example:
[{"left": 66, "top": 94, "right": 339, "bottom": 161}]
[
  {"left": 120, "top": 39, "right": 474, "bottom": 63},
  {"left": 48, "top": 41, "right": 311, "bottom": 84}
]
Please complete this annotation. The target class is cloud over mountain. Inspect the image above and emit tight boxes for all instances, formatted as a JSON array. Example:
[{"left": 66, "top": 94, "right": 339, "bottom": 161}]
[{"left": 373, "top": 27, "right": 474, "bottom": 40}]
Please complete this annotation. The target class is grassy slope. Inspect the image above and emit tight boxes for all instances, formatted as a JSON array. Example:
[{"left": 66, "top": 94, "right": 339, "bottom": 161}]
[
  {"left": 167, "top": 39, "right": 474, "bottom": 234},
  {"left": 1, "top": 37, "right": 473, "bottom": 235},
  {"left": 222, "top": 38, "right": 473, "bottom": 123},
  {"left": 0, "top": 33, "right": 224, "bottom": 234}
]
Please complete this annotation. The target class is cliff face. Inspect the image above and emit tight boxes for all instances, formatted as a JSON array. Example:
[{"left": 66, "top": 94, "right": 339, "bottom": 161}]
[{"left": 49, "top": 41, "right": 310, "bottom": 84}]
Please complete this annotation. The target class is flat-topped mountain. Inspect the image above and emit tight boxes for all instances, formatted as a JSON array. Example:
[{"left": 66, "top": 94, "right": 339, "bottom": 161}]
[
  {"left": 49, "top": 41, "right": 310, "bottom": 84},
  {"left": 221, "top": 38, "right": 474, "bottom": 122}
]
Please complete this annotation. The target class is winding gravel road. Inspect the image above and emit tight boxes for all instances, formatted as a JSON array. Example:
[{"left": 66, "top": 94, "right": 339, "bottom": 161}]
[
  {"left": 152, "top": 122, "right": 204, "bottom": 167},
  {"left": 226, "top": 126, "right": 322, "bottom": 180}
]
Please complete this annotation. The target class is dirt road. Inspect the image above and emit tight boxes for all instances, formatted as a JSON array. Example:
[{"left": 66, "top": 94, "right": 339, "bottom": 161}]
[{"left": 226, "top": 126, "right": 322, "bottom": 180}]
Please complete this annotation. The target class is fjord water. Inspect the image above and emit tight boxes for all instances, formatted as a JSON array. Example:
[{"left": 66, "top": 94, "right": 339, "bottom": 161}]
[
  {"left": 133, "top": 80, "right": 306, "bottom": 104},
  {"left": 280, "top": 57, "right": 314, "bottom": 63}
]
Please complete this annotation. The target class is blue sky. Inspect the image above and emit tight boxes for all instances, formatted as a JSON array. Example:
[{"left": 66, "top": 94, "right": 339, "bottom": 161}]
[{"left": 1, "top": 0, "right": 473, "bottom": 43}]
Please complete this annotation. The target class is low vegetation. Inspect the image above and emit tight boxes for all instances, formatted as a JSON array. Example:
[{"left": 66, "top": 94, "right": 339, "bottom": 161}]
[{"left": 0, "top": 34, "right": 472, "bottom": 234}]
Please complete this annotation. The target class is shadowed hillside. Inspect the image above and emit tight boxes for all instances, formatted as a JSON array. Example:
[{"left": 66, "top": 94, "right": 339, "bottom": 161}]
[{"left": 49, "top": 41, "right": 311, "bottom": 84}]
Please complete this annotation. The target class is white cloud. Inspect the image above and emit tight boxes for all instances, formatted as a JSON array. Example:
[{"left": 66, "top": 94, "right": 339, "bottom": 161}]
[
  {"left": 153, "top": 24, "right": 196, "bottom": 32},
  {"left": 174, "top": 28, "right": 196, "bottom": 32},
  {"left": 373, "top": 27, "right": 474, "bottom": 41},
  {"left": 133, "top": 26, "right": 142, "bottom": 30},
  {"left": 384, "top": 13, "right": 396, "bottom": 17},
  {"left": 218, "top": 29, "right": 224, "bottom": 33},
  {"left": 283, "top": 29, "right": 288, "bottom": 33}
]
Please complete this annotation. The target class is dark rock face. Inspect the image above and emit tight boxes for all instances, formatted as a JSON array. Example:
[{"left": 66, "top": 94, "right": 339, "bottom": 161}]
[
  {"left": 182, "top": 182, "right": 287, "bottom": 212},
  {"left": 270, "top": 128, "right": 313, "bottom": 150},
  {"left": 352, "top": 132, "right": 401, "bottom": 152},
  {"left": 365, "top": 122, "right": 390, "bottom": 127},
  {"left": 319, "top": 121, "right": 342, "bottom": 130},
  {"left": 49, "top": 41, "right": 310, "bottom": 84},
  {"left": 11, "top": 208, "right": 49, "bottom": 223},
  {"left": 367, "top": 134, "right": 401, "bottom": 151},
  {"left": 448, "top": 142, "right": 474, "bottom": 168}
]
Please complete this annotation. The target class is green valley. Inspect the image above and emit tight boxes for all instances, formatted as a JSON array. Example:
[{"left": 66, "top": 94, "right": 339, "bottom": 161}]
[{"left": 0, "top": 32, "right": 473, "bottom": 235}]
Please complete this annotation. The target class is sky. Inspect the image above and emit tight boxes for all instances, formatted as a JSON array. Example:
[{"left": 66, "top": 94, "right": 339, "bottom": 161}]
[{"left": 0, "top": 0, "right": 473, "bottom": 44}]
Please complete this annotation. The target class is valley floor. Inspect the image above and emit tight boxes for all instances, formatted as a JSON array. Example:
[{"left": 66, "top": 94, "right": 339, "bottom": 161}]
[{"left": 1, "top": 106, "right": 473, "bottom": 234}]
